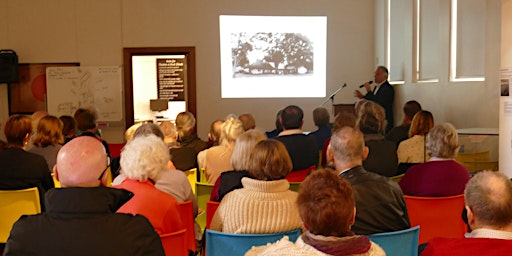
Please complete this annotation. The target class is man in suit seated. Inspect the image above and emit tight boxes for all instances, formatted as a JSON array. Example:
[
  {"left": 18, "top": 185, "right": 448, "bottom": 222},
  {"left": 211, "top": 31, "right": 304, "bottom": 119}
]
[
  {"left": 4, "top": 137, "right": 164, "bottom": 256},
  {"left": 275, "top": 105, "right": 318, "bottom": 171},
  {"left": 422, "top": 171, "right": 512, "bottom": 255},
  {"left": 327, "top": 126, "right": 410, "bottom": 235}
]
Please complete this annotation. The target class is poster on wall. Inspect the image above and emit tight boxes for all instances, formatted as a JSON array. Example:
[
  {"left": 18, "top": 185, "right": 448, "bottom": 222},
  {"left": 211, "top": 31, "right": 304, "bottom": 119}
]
[
  {"left": 500, "top": 67, "right": 512, "bottom": 97},
  {"left": 156, "top": 58, "right": 185, "bottom": 101},
  {"left": 9, "top": 63, "right": 79, "bottom": 114}
]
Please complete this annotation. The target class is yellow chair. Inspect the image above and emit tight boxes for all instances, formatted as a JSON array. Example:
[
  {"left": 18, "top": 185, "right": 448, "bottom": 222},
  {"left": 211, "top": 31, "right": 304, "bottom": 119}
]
[
  {"left": 463, "top": 161, "right": 499, "bottom": 173},
  {"left": 199, "top": 168, "right": 207, "bottom": 183},
  {"left": 195, "top": 181, "right": 214, "bottom": 230},
  {"left": 289, "top": 182, "right": 301, "bottom": 192},
  {"left": 0, "top": 187, "right": 42, "bottom": 243},
  {"left": 391, "top": 173, "right": 405, "bottom": 183},
  {"left": 51, "top": 173, "right": 61, "bottom": 188},
  {"left": 184, "top": 168, "right": 197, "bottom": 194},
  {"left": 456, "top": 151, "right": 490, "bottom": 163}
]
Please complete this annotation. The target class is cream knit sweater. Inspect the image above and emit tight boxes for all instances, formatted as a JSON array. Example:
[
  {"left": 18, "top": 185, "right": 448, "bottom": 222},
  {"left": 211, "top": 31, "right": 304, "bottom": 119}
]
[{"left": 209, "top": 177, "right": 302, "bottom": 234}]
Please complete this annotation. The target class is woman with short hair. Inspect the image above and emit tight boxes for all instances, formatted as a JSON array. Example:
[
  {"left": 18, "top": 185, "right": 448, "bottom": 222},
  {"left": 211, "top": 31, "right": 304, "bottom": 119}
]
[
  {"left": 210, "top": 139, "right": 302, "bottom": 233},
  {"left": 397, "top": 110, "right": 434, "bottom": 164},
  {"left": 29, "top": 115, "right": 64, "bottom": 171},
  {"left": 399, "top": 123, "right": 470, "bottom": 196}
]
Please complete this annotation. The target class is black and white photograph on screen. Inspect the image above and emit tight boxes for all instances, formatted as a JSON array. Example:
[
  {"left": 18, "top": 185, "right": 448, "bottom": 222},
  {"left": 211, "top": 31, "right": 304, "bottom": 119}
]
[{"left": 220, "top": 15, "right": 326, "bottom": 98}]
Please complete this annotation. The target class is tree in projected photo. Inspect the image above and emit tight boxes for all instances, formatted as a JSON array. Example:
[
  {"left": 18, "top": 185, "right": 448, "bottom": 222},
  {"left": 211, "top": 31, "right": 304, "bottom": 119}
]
[{"left": 231, "top": 32, "right": 314, "bottom": 77}]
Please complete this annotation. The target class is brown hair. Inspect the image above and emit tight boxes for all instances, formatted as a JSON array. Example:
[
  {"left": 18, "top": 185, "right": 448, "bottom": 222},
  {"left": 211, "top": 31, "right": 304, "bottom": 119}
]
[
  {"left": 297, "top": 169, "right": 355, "bottom": 236},
  {"left": 313, "top": 107, "right": 330, "bottom": 126},
  {"left": 356, "top": 101, "right": 387, "bottom": 135},
  {"left": 33, "top": 115, "right": 64, "bottom": 147},
  {"left": 247, "top": 139, "right": 292, "bottom": 181},
  {"left": 333, "top": 112, "right": 357, "bottom": 132},
  {"left": 4, "top": 115, "right": 32, "bottom": 146},
  {"left": 59, "top": 115, "right": 77, "bottom": 137},
  {"left": 408, "top": 110, "right": 434, "bottom": 137},
  {"left": 74, "top": 108, "right": 97, "bottom": 131}
]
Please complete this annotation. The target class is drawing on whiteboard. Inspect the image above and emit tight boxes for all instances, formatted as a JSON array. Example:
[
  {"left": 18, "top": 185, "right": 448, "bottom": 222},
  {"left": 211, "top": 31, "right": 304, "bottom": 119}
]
[{"left": 46, "top": 66, "right": 123, "bottom": 122}]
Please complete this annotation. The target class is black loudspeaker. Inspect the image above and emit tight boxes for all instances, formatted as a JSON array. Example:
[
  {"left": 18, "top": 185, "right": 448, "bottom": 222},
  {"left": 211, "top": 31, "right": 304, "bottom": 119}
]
[{"left": 0, "top": 49, "right": 19, "bottom": 83}]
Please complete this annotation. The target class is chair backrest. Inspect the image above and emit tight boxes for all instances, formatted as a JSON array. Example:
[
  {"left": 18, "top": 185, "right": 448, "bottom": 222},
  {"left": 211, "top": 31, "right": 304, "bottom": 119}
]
[
  {"left": 178, "top": 200, "right": 196, "bottom": 252},
  {"left": 367, "top": 226, "right": 420, "bottom": 256},
  {"left": 160, "top": 229, "right": 188, "bottom": 256},
  {"left": 404, "top": 194, "right": 466, "bottom": 244},
  {"left": 456, "top": 151, "right": 490, "bottom": 163},
  {"left": 205, "top": 229, "right": 302, "bottom": 256},
  {"left": 184, "top": 168, "right": 197, "bottom": 194},
  {"left": 206, "top": 201, "right": 220, "bottom": 229},
  {"left": 285, "top": 166, "right": 315, "bottom": 182},
  {"left": 51, "top": 173, "right": 61, "bottom": 188},
  {"left": 107, "top": 143, "right": 125, "bottom": 158},
  {"left": 289, "top": 182, "right": 301, "bottom": 192},
  {"left": 0, "top": 187, "right": 41, "bottom": 243},
  {"left": 196, "top": 181, "right": 214, "bottom": 230},
  {"left": 463, "top": 161, "right": 499, "bottom": 173},
  {"left": 391, "top": 173, "right": 405, "bottom": 183}
]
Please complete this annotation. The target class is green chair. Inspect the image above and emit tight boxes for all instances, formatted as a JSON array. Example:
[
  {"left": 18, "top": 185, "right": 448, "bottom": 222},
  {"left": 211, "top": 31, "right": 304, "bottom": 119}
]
[
  {"left": 289, "top": 182, "right": 301, "bottom": 192},
  {"left": 196, "top": 181, "right": 214, "bottom": 230}
]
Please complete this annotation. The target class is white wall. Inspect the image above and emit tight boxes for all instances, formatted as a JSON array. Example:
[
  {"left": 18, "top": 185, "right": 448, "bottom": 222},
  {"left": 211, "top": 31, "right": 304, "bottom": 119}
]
[{"left": 0, "top": 0, "right": 502, "bottom": 143}]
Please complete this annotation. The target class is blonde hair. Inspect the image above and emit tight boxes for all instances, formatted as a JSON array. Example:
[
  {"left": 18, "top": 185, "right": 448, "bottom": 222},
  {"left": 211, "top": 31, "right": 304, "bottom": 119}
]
[
  {"left": 408, "top": 110, "right": 434, "bottom": 137},
  {"left": 124, "top": 123, "right": 142, "bottom": 142},
  {"left": 356, "top": 101, "right": 387, "bottom": 135},
  {"left": 159, "top": 121, "right": 177, "bottom": 144},
  {"left": 219, "top": 116, "right": 245, "bottom": 146},
  {"left": 230, "top": 130, "right": 267, "bottom": 170},
  {"left": 120, "top": 135, "right": 169, "bottom": 181},
  {"left": 33, "top": 115, "right": 64, "bottom": 147},
  {"left": 426, "top": 123, "right": 459, "bottom": 158},
  {"left": 175, "top": 112, "right": 196, "bottom": 138},
  {"left": 248, "top": 139, "right": 292, "bottom": 181}
]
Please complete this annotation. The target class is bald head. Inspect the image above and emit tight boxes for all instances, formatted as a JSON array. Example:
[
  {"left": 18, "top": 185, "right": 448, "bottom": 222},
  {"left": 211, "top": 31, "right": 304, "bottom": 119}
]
[{"left": 54, "top": 136, "right": 108, "bottom": 187}]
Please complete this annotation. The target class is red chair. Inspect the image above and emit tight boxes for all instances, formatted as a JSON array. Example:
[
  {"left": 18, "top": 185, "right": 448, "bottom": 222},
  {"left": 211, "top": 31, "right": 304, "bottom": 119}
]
[
  {"left": 404, "top": 194, "right": 467, "bottom": 244},
  {"left": 206, "top": 201, "right": 220, "bottom": 229},
  {"left": 285, "top": 166, "right": 316, "bottom": 182},
  {"left": 178, "top": 200, "right": 196, "bottom": 253},
  {"left": 160, "top": 229, "right": 187, "bottom": 256},
  {"left": 107, "top": 143, "right": 125, "bottom": 158}
]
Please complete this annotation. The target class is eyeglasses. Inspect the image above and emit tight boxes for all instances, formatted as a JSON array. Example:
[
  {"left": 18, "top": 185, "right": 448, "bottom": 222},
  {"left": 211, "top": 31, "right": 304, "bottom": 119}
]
[{"left": 98, "top": 156, "right": 111, "bottom": 180}]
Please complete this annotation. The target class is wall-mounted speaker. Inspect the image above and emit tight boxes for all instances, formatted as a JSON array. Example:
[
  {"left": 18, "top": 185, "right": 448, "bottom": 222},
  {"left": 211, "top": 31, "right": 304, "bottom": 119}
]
[{"left": 0, "top": 49, "right": 19, "bottom": 83}]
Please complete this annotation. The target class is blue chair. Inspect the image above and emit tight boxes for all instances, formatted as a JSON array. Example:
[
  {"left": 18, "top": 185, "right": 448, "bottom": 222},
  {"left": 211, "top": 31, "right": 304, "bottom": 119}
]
[
  {"left": 205, "top": 229, "right": 301, "bottom": 256},
  {"left": 367, "top": 226, "right": 420, "bottom": 256}
]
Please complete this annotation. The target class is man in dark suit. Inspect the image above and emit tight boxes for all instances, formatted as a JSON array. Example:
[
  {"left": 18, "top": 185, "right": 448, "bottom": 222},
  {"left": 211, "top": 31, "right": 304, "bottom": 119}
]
[{"left": 354, "top": 66, "right": 395, "bottom": 133}]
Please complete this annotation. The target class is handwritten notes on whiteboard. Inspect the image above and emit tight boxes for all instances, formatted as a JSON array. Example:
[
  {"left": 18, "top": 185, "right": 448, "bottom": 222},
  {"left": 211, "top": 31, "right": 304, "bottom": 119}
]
[{"left": 46, "top": 66, "right": 122, "bottom": 122}]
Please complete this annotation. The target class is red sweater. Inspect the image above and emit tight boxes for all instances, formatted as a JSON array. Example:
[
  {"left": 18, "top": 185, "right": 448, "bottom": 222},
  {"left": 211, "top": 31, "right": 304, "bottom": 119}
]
[{"left": 422, "top": 237, "right": 512, "bottom": 256}]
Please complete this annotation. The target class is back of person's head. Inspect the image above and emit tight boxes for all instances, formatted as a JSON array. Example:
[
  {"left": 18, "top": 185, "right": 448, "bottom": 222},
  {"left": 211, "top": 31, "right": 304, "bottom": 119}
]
[
  {"left": 275, "top": 109, "right": 284, "bottom": 131},
  {"left": 408, "top": 110, "right": 434, "bottom": 137},
  {"left": 120, "top": 135, "right": 169, "bottom": 182},
  {"left": 59, "top": 115, "right": 77, "bottom": 137},
  {"left": 175, "top": 111, "right": 196, "bottom": 138},
  {"left": 33, "top": 115, "right": 64, "bottom": 147},
  {"left": 313, "top": 107, "right": 330, "bottom": 127},
  {"left": 330, "top": 127, "right": 365, "bottom": 165},
  {"left": 124, "top": 123, "right": 142, "bottom": 142},
  {"left": 219, "top": 116, "right": 245, "bottom": 145},
  {"left": 356, "top": 101, "right": 386, "bottom": 135},
  {"left": 74, "top": 107, "right": 98, "bottom": 131},
  {"left": 4, "top": 115, "right": 32, "bottom": 146},
  {"left": 231, "top": 130, "right": 267, "bottom": 170},
  {"left": 209, "top": 120, "right": 224, "bottom": 142},
  {"left": 31, "top": 111, "right": 48, "bottom": 133},
  {"left": 403, "top": 100, "right": 422, "bottom": 121},
  {"left": 426, "top": 123, "right": 459, "bottom": 158},
  {"left": 55, "top": 136, "right": 108, "bottom": 187},
  {"left": 281, "top": 105, "right": 304, "bottom": 130},
  {"left": 248, "top": 139, "right": 292, "bottom": 181},
  {"left": 465, "top": 171, "right": 512, "bottom": 229},
  {"left": 239, "top": 113, "right": 256, "bottom": 131},
  {"left": 159, "top": 121, "right": 177, "bottom": 144},
  {"left": 298, "top": 169, "right": 355, "bottom": 237},
  {"left": 333, "top": 112, "right": 357, "bottom": 132},
  {"left": 354, "top": 99, "right": 368, "bottom": 116},
  {"left": 133, "top": 123, "right": 164, "bottom": 141}
]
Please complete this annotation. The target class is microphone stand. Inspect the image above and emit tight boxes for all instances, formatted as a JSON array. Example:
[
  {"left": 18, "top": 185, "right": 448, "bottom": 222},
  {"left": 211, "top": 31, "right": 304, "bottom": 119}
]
[{"left": 321, "top": 83, "right": 347, "bottom": 115}]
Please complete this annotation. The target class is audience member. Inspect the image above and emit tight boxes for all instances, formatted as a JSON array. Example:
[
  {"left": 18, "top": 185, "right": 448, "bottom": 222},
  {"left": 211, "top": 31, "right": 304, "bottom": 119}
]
[
  {"left": 210, "top": 139, "right": 302, "bottom": 233},
  {"left": 210, "top": 130, "right": 266, "bottom": 202},
  {"left": 422, "top": 171, "right": 512, "bottom": 255},
  {"left": 386, "top": 100, "right": 422, "bottom": 146},
  {"left": 161, "top": 120, "right": 198, "bottom": 171},
  {"left": 246, "top": 169, "right": 385, "bottom": 256},
  {"left": 265, "top": 109, "right": 283, "bottom": 138},
  {"left": 114, "top": 135, "right": 183, "bottom": 235},
  {"left": 0, "top": 115, "right": 54, "bottom": 210},
  {"left": 59, "top": 115, "right": 77, "bottom": 144},
  {"left": 74, "top": 107, "right": 111, "bottom": 158},
  {"left": 327, "top": 126, "right": 410, "bottom": 235},
  {"left": 275, "top": 105, "right": 318, "bottom": 171},
  {"left": 356, "top": 101, "right": 398, "bottom": 177},
  {"left": 399, "top": 123, "right": 470, "bottom": 196},
  {"left": 28, "top": 115, "right": 64, "bottom": 172},
  {"left": 175, "top": 111, "right": 208, "bottom": 153},
  {"left": 309, "top": 107, "right": 331, "bottom": 151},
  {"left": 321, "top": 111, "right": 357, "bottom": 168},
  {"left": 4, "top": 137, "right": 164, "bottom": 256},
  {"left": 206, "top": 119, "right": 224, "bottom": 148},
  {"left": 397, "top": 110, "right": 434, "bottom": 164},
  {"left": 26, "top": 110, "right": 48, "bottom": 150},
  {"left": 354, "top": 66, "right": 395, "bottom": 133},
  {"left": 204, "top": 116, "right": 245, "bottom": 184},
  {"left": 239, "top": 113, "right": 256, "bottom": 131}
]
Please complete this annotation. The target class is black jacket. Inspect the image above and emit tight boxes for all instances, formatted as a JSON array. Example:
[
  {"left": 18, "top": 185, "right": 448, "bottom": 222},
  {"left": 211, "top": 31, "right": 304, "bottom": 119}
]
[
  {"left": 4, "top": 187, "right": 164, "bottom": 256},
  {"left": 340, "top": 166, "right": 410, "bottom": 235},
  {"left": 364, "top": 80, "right": 395, "bottom": 133}
]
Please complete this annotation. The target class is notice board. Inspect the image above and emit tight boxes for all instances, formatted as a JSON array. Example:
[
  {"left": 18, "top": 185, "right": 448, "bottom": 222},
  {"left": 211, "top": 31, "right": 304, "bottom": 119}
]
[{"left": 46, "top": 66, "right": 123, "bottom": 122}]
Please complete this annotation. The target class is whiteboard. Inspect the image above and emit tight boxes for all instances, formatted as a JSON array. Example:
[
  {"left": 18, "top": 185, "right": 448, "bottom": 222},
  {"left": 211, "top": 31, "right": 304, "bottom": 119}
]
[{"left": 46, "top": 66, "right": 123, "bottom": 122}]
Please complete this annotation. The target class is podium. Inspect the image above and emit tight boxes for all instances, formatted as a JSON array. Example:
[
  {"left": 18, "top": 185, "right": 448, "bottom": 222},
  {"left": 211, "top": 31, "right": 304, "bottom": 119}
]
[{"left": 333, "top": 104, "right": 355, "bottom": 117}]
